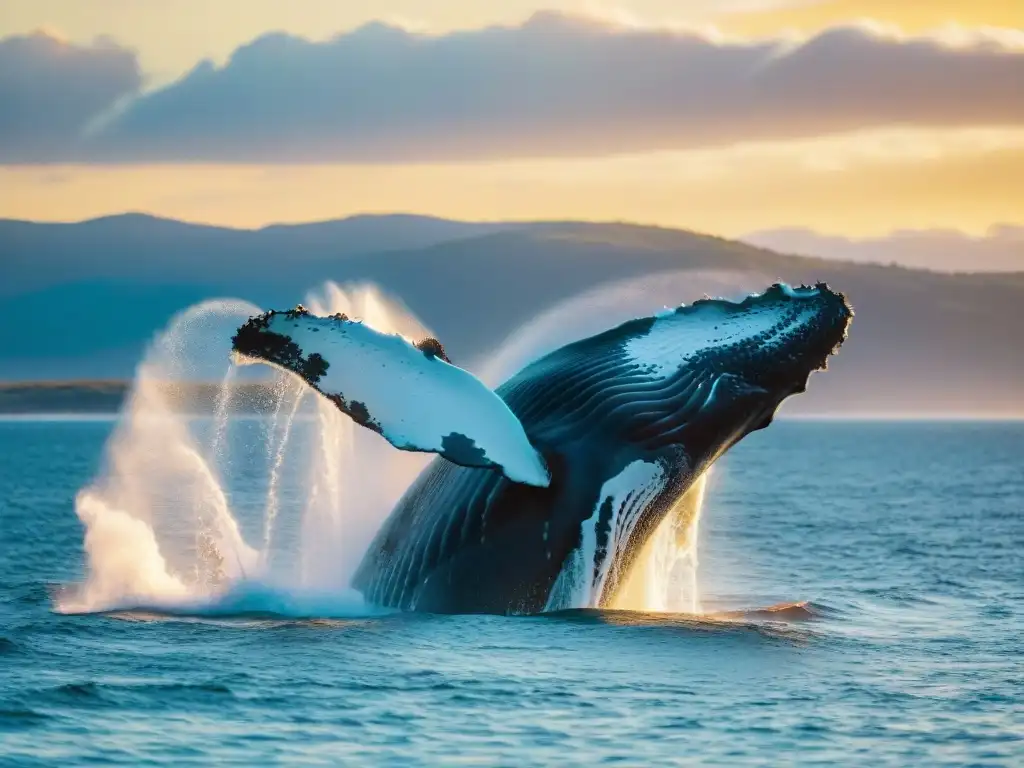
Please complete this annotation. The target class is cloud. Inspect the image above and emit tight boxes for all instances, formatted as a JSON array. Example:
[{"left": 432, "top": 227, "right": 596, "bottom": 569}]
[
  {"left": 743, "top": 225, "right": 1024, "bottom": 273},
  {"left": 3, "top": 13, "right": 1024, "bottom": 163},
  {"left": 0, "top": 32, "right": 141, "bottom": 162}
]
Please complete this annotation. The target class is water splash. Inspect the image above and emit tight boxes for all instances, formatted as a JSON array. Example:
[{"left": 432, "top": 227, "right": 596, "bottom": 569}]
[
  {"left": 293, "top": 282, "right": 432, "bottom": 591},
  {"left": 56, "top": 284, "right": 429, "bottom": 617},
  {"left": 58, "top": 274, "right": 751, "bottom": 617},
  {"left": 260, "top": 379, "right": 305, "bottom": 563},
  {"left": 607, "top": 473, "right": 708, "bottom": 614},
  {"left": 304, "top": 282, "right": 427, "bottom": 340},
  {"left": 57, "top": 300, "right": 261, "bottom": 613}
]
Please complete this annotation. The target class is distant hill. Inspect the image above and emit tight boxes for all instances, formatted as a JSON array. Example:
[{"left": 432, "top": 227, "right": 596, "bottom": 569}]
[
  {"left": 743, "top": 226, "right": 1024, "bottom": 273},
  {"left": 1, "top": 213, "right": 1022, "bottom": 416},
  {"left": 0, "top": 212, "right": 511, "bottom": 296}
]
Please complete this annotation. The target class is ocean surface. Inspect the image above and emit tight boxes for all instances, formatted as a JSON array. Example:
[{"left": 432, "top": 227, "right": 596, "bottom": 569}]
[{"left": 1, "top": 418, "right": 1021, "bottom": 765}]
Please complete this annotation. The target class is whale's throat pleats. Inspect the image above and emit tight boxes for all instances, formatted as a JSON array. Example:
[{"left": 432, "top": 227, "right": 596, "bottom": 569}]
[
  {"left": 544, "top": 459, "right": 671, "bottom": 611},
  {"left": 495, "top": 314, "right": 771, "bottom": 458}
]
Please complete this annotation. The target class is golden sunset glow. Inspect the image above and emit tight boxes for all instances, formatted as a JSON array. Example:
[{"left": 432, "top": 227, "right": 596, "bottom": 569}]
[
  {"left": 720, "top": 0, "right": 1023, "bottom": 36},
  {"left": 3, "top": 128, "right": 1020, "bottom": 236},
  {"left": 1, "top": 1, "right": 1021, "bottom": 235}
]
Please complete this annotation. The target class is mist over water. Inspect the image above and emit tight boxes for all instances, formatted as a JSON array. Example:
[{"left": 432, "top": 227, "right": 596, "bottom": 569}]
[{"left": 56, "top": 272, "right": 770, "bottom": 618}]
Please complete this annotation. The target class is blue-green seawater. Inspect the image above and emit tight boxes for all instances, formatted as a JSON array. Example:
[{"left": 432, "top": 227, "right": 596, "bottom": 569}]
[{"left": 0, "top": 419, "right": 1021, "bottom": 765}]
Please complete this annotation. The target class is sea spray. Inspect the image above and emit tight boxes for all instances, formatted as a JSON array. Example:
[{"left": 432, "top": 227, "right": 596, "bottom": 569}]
[
  {"left": 607, "top": 473, "right": 708, "bottom": 613},
  {"left": 206, "top": 364, "right": 237, "bottom": 470},
  {"left": 260, "top": 380, "right": 306, "bottom": 565},
  {"left": 58, "top": 300, "right": 263, "bottom": 613},
  {"left": 58, "top": 275, "right": 751, "bottom": 617},
  {"left": 56, "top": 285, "right": 430, "bottom": 617},
  {"left": 294, "top": 282, "right": 434, "bottom": 590}
]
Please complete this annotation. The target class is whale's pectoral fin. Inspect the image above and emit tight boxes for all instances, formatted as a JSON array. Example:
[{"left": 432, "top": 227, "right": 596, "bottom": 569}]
[{"left": 232, "top": 306, "right": 550, "bottom": 488}]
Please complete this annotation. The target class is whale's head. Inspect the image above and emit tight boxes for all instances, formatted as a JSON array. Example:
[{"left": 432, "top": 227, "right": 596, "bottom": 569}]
[
  {"left": 649, "top": 281, "right": 850, "bottom": 395},
  {"left": 507, "top": 281, "right": 851, "bottom": 473},
  {"left": 618, "top": 282, "right": 852, "bottom": 455}
]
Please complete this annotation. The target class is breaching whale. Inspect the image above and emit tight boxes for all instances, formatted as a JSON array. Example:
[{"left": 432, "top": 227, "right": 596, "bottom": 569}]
[{"left": 232, "top": 282, "right": 852, "bottom": 614}]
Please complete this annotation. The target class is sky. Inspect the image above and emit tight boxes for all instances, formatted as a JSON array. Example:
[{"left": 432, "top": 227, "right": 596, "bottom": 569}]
[{"left": 1, "top": 0, "right": 1022, "bottom": 237}]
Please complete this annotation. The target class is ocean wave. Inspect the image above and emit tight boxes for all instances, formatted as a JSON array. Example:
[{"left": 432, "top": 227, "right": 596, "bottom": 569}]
[
  {"left": 38, "top": 682, "right": 110, "bottom": 704},
  {"left": 24, "top": 680, "right": 237, "bottom": 711},
  {"left": 537, "top": 603, "right": 827, "bottom": 642},
  {"left": 706, "top": 600, "right": 839, "bottom": 621},
  {"left": 0, "top": 708, "right": 50, "bottom": 730},
  {"left": 57, "top": 579, "right": 391, "bottom": 622},
  {"left": 856, "top": 587, "right": 946, "bottom": 605},
  {"left": 546, "top": 600, "right": 834, "bottom": 622}
]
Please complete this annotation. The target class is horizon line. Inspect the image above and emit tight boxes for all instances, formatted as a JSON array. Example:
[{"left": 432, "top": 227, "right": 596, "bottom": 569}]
[
  {"left": 1, "top": 412, "right": 1021, "bottom": 423},
  {"left": 3, "top": 209, "right": 1023, "bottom": 244}
]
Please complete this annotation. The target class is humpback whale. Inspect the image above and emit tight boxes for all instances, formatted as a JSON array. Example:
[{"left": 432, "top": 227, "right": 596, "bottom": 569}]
[{"left": 233, "top": 282, "right": 852, "bottom": 614}]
